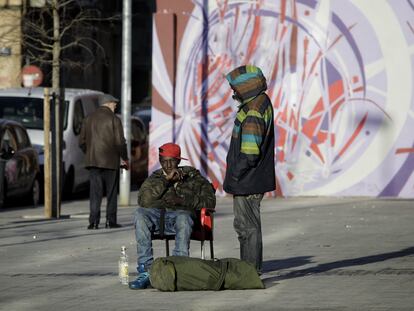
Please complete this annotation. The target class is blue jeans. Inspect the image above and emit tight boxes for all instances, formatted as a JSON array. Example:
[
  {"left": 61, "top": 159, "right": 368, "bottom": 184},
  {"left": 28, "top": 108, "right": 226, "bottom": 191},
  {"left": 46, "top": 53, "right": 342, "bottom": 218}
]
[{"left": 134, "top": 207, "right": 194, "bottom": 270}]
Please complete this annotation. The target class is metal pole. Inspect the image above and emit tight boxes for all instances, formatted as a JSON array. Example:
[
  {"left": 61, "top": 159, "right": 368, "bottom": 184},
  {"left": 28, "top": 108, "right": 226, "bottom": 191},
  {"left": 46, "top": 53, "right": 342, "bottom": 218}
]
[
  {"left": 51, "top": 93, "right": 57, "bottom": 217},
  {"left": 43, "top": 88, "right": 52, "bottom": 218},
  {"left": 55, "top": 90, "right": 62, "bottom": 218},
  {"left": 119, "top": 0, "right": 132, "bottom": 206}
]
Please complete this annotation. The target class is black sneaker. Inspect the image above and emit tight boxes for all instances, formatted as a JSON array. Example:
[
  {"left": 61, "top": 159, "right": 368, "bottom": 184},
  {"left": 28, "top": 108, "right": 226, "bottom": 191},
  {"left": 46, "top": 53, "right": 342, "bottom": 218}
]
[{"left": 87, "top": 224, "right": 99, "bottom": 230}]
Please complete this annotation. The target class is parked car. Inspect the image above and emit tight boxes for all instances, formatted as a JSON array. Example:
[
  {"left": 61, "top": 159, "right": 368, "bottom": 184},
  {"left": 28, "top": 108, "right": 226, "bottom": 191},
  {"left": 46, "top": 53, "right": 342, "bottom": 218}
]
[
  {"left": 0, "top": 119, "right": 40, "bottom": 208},
  {"left": 132, "top": 97, "right": 151, "bottom": 132},
  {"left": 0, "top": 88, "right": 105, "bottom": 196},
  {"left": 117, "top": 114, "right": 148, "bottom": 185}
]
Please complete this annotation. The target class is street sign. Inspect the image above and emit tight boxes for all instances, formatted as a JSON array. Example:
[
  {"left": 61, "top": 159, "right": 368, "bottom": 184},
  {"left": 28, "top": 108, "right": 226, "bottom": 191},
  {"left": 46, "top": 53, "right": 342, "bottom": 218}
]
[{"left": 22, "top": 65, "right": 43, "bottom": 87}]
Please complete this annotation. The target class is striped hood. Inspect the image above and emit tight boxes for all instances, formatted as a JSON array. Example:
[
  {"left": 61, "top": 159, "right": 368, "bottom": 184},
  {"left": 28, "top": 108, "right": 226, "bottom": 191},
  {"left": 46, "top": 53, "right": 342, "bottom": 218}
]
[{"left": 226, "top": 65, "right": 267, "bottom": 105}]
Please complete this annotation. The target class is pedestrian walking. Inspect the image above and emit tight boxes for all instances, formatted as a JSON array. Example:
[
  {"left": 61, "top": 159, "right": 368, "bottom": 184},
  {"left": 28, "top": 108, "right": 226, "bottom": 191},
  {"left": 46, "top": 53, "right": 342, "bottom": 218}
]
[
  {"left": 79, "top": 94, "right": 129, "bottom": 230},
  {"left": 223, "top": 65, "right": 276, "bottom": 273}
]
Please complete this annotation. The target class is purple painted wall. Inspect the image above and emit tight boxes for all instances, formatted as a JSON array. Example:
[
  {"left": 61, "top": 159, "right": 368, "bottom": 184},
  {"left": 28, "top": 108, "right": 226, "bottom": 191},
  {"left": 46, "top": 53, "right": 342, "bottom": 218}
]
[{"left": 150, "top": 0, "right": 414, "bottom": 198}]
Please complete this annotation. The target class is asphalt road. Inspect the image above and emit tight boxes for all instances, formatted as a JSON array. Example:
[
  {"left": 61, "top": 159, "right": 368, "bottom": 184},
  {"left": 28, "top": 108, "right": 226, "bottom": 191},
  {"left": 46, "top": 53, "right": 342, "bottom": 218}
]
[{"left": 0, "top": 194, "right": 413, "bottom": 311}]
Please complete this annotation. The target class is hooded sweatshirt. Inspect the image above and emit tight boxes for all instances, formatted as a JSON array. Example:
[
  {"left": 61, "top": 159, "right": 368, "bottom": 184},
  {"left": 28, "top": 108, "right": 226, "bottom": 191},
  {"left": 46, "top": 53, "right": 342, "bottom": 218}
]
[{"left": 223, "top": 65, "right": 275, "bottom": 195}]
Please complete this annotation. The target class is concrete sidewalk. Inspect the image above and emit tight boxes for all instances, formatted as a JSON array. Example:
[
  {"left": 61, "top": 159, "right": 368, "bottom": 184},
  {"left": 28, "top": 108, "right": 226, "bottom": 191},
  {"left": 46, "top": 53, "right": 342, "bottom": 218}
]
[{"left": 0, "top": 194, "right": 413, "bottom": 311}]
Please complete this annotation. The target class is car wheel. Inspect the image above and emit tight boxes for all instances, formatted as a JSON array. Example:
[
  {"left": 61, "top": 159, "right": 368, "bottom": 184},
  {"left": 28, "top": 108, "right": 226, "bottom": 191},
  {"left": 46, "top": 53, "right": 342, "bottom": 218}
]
[{"left": 31, "top": 177, "right": 40, "bottom": 208}]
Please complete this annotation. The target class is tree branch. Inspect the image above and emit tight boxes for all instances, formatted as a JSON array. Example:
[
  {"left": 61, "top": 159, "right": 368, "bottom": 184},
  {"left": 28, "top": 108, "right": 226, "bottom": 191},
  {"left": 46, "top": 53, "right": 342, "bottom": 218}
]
[
  {"left": 22, "top": 35, "right": 53, "bottom": 49},
  {"left": 23, "top": 40, "right": 53, "bottom": 54},
  {"left": 57, "top": 0, "right": 77, "bottom": 9}
]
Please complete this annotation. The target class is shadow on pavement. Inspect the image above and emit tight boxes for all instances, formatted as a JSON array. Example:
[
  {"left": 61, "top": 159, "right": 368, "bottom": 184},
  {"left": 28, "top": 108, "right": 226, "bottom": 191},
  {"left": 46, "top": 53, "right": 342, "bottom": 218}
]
[
  {"left": 262, "top": 256, "right": 313, "bottom": 273},
  {"left": 0, "top": 197, "right": 40, "bottom": 212},
  {"left": 263, "top": 246, "right": 414, "bottom": 287},
  {"left": 0, "top": 221, "right": 135, "bottom": 247},
  {"left": 62, "top": 183, "right": 140, "bottom": 203},
  {"left": 10, "top": 216, "right": 71, "bottom": 224},
  {"left": 0, "top": 189, "right": 90, "bottom": 212}
]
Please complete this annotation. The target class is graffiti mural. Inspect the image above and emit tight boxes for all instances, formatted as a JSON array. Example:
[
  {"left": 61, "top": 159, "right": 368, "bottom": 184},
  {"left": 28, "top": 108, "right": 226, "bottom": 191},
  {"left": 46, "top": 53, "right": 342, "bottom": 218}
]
[{"left": 150, "top": 0, "right": 414, "bottom": 198}]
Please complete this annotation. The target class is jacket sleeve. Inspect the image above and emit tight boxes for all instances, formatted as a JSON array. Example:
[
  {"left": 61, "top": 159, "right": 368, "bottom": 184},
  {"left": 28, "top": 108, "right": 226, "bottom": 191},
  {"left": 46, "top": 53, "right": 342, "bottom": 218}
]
[
  {"left": 181, "top": 174, "right": 216, "bottom": 211},
  {"left": 138, "top": 175, "right": 170, "bottom": 208},
  {"left": 232, "top": 110, "right": 266, "bottom": 180},
  {"left": 113, "top": 116, "right": 128, "bottom": 161}
]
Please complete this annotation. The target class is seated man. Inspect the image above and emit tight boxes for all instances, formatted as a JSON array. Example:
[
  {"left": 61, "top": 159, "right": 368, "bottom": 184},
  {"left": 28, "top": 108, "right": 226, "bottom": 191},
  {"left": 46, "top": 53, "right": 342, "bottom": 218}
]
[{"left": 129, "top": 142, "right": 216, "bottom": 290}]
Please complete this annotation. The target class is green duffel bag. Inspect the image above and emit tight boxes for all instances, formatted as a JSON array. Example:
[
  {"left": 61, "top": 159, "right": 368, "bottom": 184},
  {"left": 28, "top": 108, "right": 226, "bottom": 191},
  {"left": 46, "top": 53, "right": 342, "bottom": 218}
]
[{"left": 149, "top": 256, "right": 264, "bottom": 291}]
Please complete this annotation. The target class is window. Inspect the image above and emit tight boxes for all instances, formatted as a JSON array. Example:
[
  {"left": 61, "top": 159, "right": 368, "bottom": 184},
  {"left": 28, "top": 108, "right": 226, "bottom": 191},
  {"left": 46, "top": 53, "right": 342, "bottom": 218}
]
[
  {"left": 73, "top": 99, "right": 84, "bottom": 135},
  {"left": 0, "top": 97, "right": 43, "bottom": 129},
  {"left": 131, "top": 119, "right": 146, "bottom": 143},
  {"left": 0, "top": 97, "right": 69, "bottom": 130},
  {"left": 14, "top": 126, "right": 30, "bottom": 150},
  {"left": 81, "top": 96, "right": 99, "bottom": 116},
  {"left": 1, "top": 128, "right": 18, "bottom": 151}
]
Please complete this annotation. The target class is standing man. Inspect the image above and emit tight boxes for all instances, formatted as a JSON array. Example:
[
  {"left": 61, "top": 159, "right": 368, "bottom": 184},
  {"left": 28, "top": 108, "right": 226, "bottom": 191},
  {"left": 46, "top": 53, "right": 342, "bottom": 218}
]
[
  {"left": 223, "top": 65, "right": 275, "bottom": 273},
  {"left": 129, "top": 142, "right": 216, "bottom": 290},
  {"left": 79, "top": 94, "right": 129, "bottom": 230}
]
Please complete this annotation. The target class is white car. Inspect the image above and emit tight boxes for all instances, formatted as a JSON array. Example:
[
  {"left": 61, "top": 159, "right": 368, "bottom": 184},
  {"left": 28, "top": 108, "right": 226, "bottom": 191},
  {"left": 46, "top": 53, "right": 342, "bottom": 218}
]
[{"left": 0, "top": 87, "right": 105, "bottom": 195}]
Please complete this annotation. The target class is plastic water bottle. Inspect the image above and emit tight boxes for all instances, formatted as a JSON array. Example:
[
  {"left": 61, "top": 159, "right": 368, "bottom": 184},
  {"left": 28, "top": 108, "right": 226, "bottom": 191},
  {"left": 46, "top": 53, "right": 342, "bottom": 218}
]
[{"left": 118, "top": 246, "right": 129, "bottom": 285}]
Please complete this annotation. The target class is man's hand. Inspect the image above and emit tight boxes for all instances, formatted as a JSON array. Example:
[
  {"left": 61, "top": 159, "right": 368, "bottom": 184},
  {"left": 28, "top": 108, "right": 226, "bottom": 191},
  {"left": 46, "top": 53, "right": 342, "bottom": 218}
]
[
  {"left": 165, "top": 168, "right": 183, "bottom": 182},
  {"left": 163, "top": 193, "right": 184, "bottom": 206},
  {"left": 120, "top": 159, "right": 129, "bottom": 170}
]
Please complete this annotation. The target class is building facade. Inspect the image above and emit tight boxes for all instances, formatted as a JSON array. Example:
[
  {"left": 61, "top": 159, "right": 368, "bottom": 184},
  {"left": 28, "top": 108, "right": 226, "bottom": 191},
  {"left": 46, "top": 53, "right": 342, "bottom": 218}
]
[
  {"left": 0, "top": 0, "right": 22, "bottom": 88},
  {"left": 0, "top": 0, "right": 153, "bottom": 104}
]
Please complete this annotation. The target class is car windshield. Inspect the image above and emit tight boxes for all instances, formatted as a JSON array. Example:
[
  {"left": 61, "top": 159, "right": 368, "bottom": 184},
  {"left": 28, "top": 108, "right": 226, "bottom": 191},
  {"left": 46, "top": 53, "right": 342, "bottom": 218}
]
[{"left": 0, "top": 97, "right": 68, "bottom": 130}]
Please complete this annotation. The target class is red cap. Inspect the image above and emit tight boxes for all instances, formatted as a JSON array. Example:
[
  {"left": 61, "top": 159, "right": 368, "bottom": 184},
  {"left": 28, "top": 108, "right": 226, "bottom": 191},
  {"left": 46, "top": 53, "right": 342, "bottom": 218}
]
[{"left": 159, "top": 143, "right": 188, "bottom": 160}]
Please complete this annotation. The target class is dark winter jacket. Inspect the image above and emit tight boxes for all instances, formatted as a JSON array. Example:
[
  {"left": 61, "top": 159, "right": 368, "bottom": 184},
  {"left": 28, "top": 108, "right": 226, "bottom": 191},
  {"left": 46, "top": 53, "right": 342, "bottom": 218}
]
[
  {"left": 79, "top": 106, "right": 128, "bottom": 170},
  {"left": 223, "top": 65, "right": 276, "bottom": 195},
  {"left": 138, "top": 166, "right": 216, "bottom": 214}
]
